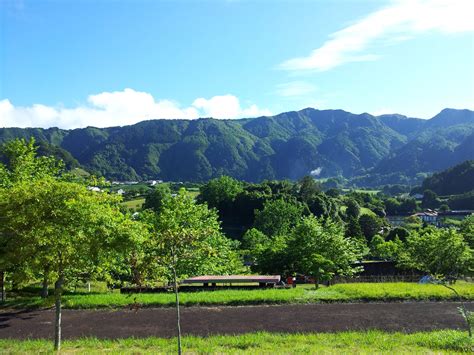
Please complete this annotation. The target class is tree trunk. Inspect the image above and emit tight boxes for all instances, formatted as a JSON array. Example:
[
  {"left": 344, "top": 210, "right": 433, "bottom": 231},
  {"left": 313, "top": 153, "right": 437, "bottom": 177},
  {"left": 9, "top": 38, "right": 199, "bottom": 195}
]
[
  {"left": 41, "top": 272, "right": 49, "bottom": 298},
  {"left": 315, "top": 277, "right": 319, "bottom": 289},
  {"left": 0, "top": 271, "right": 5, "bottom": 302},
  {"left": 54, "top": 272, "right": 64, "bottom": 351},
  {"left": 173, "top": 267, "right": 182, "bottom": 355}
]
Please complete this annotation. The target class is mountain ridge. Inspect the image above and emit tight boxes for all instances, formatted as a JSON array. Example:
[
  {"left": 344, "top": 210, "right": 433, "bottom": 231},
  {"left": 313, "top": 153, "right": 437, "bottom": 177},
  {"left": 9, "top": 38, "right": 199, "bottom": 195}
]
[{"left": 1, "top": 108, "right": 473, "bottom": 184}]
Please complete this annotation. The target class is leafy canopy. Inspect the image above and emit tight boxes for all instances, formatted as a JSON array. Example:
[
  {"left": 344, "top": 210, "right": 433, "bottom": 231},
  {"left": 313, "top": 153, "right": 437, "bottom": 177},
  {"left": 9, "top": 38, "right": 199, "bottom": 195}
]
[{"left": 288, "top": 216, "right": 362, "bottom": 284}]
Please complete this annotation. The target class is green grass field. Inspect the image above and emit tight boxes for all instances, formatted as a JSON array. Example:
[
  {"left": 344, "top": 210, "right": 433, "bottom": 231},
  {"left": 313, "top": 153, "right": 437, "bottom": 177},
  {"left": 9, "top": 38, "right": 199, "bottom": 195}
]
[
  {"left": 120, "top": 188, "right": 199, "bottom": 211},
  {"left": 0, "top": 330, "right": 471, "bottom": 354},
  {"left": 3, "top": 282, "right": 473, "bottom": 310},
  {"left": 342, "top": 188, "right": 381, "bottom": 195},
  {"left": 120, "top": 198, "right": 145, "bottom": 210},
  {"left": 340, "top": 205, "right": 376, "bottom": 216}
]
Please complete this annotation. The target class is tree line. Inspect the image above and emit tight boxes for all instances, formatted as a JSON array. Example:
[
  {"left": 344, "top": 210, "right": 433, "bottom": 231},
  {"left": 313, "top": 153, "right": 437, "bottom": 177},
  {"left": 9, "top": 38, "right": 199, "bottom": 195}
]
[{"left": 189, "top": 175, "right": 473, "bottom": 282}]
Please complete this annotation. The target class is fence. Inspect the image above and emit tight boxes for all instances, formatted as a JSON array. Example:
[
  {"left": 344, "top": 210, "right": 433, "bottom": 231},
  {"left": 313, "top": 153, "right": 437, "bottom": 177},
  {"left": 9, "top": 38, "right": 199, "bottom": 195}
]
[{"left": 331, "top": 275, "right": 423, "bottom": 284}]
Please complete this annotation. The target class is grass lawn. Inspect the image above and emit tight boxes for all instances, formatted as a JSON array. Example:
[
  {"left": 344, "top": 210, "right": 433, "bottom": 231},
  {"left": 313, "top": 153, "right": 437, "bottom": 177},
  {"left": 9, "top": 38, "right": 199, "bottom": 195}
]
[
  {"left": 120, "top": 198, "right": 145, "bottom": 210},
  {"left": 0, "top": 330, "right": 471, "bottom": 354},
  {"left": 2, "top": 282, "right": 473, "bottom": 310},
  {"left": 340, "top": 205, "right": 376, "bottom": 216},
  {"left": 342, "top": 188, "right": 381, "bottom": 195}
]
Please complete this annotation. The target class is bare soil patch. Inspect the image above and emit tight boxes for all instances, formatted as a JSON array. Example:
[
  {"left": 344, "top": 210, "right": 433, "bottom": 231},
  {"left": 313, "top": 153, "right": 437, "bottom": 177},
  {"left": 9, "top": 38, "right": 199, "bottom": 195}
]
[{"left": 0, "top": 302, "right": 472, "bottom": 340}]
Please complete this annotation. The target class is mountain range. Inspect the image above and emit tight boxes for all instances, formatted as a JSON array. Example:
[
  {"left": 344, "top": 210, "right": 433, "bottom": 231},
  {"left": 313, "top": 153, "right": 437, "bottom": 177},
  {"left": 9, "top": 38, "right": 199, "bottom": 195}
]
[{"left": 1, "top": 108, "right": 473, "bottom": 185}]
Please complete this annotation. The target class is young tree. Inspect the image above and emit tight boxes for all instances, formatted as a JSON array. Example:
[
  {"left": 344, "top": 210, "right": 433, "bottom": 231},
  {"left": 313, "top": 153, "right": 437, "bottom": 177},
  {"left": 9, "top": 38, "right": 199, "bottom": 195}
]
[
  {"left": 288, "top": 216, "right": 362, "bottom": 288},
  {"left": 150, "top": 189, "right": 242, "bottom": 354},
  {"left": 399, "top": 227, "right": 473, "bottom": 280},
  {"left": 0, "top": 178, "right": 139, "bottom": 351},
  {"left": 0, "top": 138, "right": 63, "bottom": 188},
  {"left": 0, "top": 138, "right": 65, "bottom": 298},
  {"left": 399, "top": 227, "right": 473, "bottom": 336}
]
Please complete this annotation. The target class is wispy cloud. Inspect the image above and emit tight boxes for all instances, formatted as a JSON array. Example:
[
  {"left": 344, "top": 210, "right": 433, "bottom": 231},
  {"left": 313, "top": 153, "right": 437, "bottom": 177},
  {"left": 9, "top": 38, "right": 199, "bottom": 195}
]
[
  {"left": 278, "top": 0, "right": 474, "bottom": 72},
  {"left": 0, "top": 89, "right": 272, "bottom": 129},
  {"left": 275, "top": 81, "right": 317, "bottom": 97}
]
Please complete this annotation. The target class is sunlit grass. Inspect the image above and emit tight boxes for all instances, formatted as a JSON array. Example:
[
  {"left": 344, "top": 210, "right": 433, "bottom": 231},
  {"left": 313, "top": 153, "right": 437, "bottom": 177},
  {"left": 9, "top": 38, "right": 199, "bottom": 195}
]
[
  {"left": 310, "top": 281, "right": 474, "bottom": 301},
  {"left": 0, "top": 330, "right": 471, "bottom": 354},
  {"left": 2, "top": 282, "right": 472, "bottom": 310},
  {"left": 120, "top": 198, "right": 145, "bottom": 210}
]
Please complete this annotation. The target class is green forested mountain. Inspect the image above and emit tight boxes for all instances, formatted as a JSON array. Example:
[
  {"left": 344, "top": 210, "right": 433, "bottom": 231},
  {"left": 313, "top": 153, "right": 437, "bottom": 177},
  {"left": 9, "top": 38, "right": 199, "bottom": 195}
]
[
  {"left": 420, "top": 160, "right": 474, "bottom": 196},
  {"left": 0, "top": 108, "right": 473, "bottom": 183}
]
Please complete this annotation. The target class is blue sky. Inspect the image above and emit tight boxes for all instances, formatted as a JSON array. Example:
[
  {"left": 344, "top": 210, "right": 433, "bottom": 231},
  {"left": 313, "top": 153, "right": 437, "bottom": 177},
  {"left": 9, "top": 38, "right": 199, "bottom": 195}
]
[{"left": 1, "top": 0, "right": 473, "bottom": 128}]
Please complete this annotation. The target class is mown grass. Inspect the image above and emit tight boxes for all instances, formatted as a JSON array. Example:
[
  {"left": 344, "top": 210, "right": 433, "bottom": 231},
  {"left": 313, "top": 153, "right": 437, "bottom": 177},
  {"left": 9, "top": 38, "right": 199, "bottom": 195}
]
[
  {"left": 309, "top": 282, "right": 474, "bottom": 302},
  {"left": 340, "top": 205, "right": 376, "bottom": 216},
  {"left": 2, "top": 282, "right": 473, "bottom": 310},
  {"left": 0, "top": 330, "right": 471, "bottom": 354},
  {"left": 120, "top": 198, "right": 145, "bottom": 210}
]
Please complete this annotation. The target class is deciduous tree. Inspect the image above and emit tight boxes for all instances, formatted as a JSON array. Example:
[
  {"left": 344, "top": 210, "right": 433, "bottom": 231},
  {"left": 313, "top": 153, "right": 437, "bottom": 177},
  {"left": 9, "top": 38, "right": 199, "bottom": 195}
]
[
  {"left": 0, "top": 178, "right": 138, "bottom": 351},
  {"left": 288, "top": 216, "right": 362, "bottom": 288},
  {"left": 149, "top": 189, "right": 243, "bottom": 354}
]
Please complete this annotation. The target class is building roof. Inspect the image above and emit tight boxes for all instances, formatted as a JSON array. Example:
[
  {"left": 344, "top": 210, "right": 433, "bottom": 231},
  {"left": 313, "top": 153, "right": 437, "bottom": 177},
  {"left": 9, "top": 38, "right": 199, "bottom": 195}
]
[
  {"left": 181, "top": 275, "right": 281, "bottom": 284},
  {"left": 412, "top": 209, "right": 438, "bottom": 217}
]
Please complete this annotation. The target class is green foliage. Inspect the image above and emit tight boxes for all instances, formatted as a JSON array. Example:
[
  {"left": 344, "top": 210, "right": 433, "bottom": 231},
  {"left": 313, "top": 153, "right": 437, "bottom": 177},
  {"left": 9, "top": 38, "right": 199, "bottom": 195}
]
[
  {"left": 253, "top": 198, "right": 305, "bottom": 237},
  {"left": 422, "top": 189, "right": 441, "bottom": 209},
  {"left": 448, "top": 191, "right": 474, "bottom": 210},
  {"left": 148, "top": 189, "right": 243, "bottom": 282},
  {"left": 345, "top": 199, "right": 361, "bottom": 219},
  {"left": 399, "top": 227, "right": 473, "bottom": 279},
  {"left": 297, "top": 175, "right": 321, "bottom": 202},
  {"left": 421, "top": 160, "right": 474, "bottom": 195},
  {"left": 383, "top": 197, "right": 417, "bottom": 215},
  {"left": 0, "top": 138, "right": 64, "bottom": 188},
  {"left": 143, "top": 184, "right": 172, "bottom": 213},
  {"left": 345, "top": 217, "right": 363, "bottom": 240},
  {"left": 198, "top": 176, "right": 243, "bottom": 209},
  {"left": 358, "top": 214, "right": 384, "bottom": 242},
  {"left": 0, "top": 178, "right": 137, "bottom": 285},
  {"left": 307, "top": 194, "right": 341, "bottom": 220},
  {"left": 370, "top": 235, "right": 403, "bottom": 260},
  {"left": 460, "top": 215, "right": 474, "bottom": 248},
  {"left": 288, "top": 216, "right": 362, "bottom": 284},
  {"left": 386, "top": 227, "right": 410, "bottom": 242}
]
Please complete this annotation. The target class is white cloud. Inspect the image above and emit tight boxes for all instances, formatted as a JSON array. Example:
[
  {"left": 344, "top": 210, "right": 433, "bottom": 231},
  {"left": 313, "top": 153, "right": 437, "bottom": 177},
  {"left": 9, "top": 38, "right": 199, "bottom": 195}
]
[
  {"left": 0, "top": 89, "right": 272, "bottom": 129},
  {"left": 310, "top": 167, "right": 322, "bottom": 177},
  {"left": 275, "top": 81, "right": 317, "bottom": 97},
  {"left": 278, "top": 0, "right": 474, "bottom": 72}
]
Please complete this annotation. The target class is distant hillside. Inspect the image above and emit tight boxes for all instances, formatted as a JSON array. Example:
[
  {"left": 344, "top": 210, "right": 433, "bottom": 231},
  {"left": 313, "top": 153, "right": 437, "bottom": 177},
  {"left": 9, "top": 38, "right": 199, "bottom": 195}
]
[
  {"left": 0, "top": 108, "right": 473, "bottom": 183},
  {"left": 420, "top": 160, "right": 474, "bottom": 196}
]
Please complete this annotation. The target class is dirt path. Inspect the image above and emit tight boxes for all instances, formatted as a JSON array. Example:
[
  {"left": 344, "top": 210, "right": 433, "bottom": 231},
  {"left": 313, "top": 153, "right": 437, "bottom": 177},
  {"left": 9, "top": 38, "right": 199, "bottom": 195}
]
[{"left": 0, "top": 302, "right": 472, "bottom": 340}]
